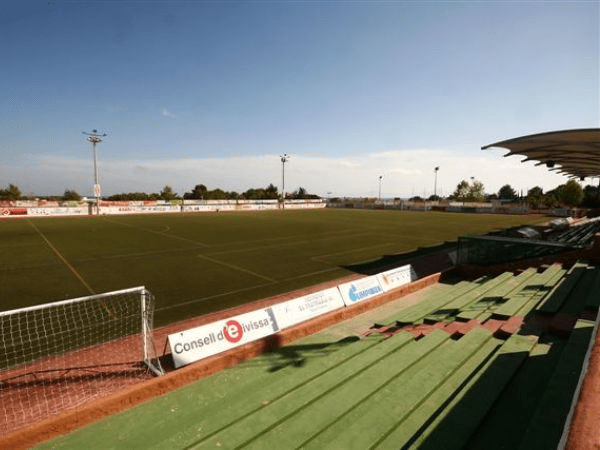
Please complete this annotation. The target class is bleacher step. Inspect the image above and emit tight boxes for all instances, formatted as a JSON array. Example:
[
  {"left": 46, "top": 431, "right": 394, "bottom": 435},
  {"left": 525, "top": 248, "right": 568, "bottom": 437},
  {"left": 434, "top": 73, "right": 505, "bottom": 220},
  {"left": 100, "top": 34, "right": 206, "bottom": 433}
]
[
  {"left": 536, "top": 262, "right": 588, "bottom": 314},
  {"left": 410, "top": 333, "right": 538, "bottom": 450},
  {"left": 373, "top": 336, "right": 503, "bottom": 449},
  {"left": 298, "top": 328, "right": 496, "bottom": 450},
  {"left": 517, "top": 319, "right": 596, "bottom": 450},
  {"left": 206, "top": 331, "right": 450, "bottom": 449}
]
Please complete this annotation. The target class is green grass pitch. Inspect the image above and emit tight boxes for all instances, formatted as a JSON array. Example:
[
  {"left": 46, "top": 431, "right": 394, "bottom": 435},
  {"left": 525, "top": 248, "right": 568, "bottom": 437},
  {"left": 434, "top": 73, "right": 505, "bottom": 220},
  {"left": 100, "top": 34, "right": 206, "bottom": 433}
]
[{"left": 0, "top": 209, "right": 545, "bottom": 326}]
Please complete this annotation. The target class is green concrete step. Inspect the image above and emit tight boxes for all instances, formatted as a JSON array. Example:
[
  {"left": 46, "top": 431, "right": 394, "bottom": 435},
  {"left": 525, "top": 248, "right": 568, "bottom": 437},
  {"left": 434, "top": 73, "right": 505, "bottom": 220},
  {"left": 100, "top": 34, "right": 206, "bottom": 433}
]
[
  {"left": 536, "top": 262, "right": 588, "bottom": 314},
  {"left": 518, "top": 319, "right": 596, "bottom": 450},
  {"left": 456, "top": 268, "right": 539, "bottom": 320},
  {"left": 409, "top": 333, "right": 538, "bottom": 450},
  {"left": 297, "top": 328, "right": 496, "bottom": 450},
  {"left": 379, "top": 278, "right": 489, "bottom": 326},
  {"left": 193, "top": 330, "right": 450, "bottom": 449}
]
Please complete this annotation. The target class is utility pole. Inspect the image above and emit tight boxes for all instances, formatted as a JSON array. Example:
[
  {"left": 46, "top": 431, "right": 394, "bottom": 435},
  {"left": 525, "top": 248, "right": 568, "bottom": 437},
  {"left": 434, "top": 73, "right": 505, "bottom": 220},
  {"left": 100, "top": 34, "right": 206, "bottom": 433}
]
[
  {"left": 280, "top": 154, "right": 289, "bottom": 209},
  {"left": 82, "top": 129, "right": 107, "bottom": 215}
]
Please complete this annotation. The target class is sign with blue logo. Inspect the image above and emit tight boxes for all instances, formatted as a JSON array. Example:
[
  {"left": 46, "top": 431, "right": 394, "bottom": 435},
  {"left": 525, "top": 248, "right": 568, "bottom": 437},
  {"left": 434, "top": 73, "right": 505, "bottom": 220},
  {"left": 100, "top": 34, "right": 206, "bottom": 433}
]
[{"left": 338, "top": 276, "right": 384, "bottom": 306}]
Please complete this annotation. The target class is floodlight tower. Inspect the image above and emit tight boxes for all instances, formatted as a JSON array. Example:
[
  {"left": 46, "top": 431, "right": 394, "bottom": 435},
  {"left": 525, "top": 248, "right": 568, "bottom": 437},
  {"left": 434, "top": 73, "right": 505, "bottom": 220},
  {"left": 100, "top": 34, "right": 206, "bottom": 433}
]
[
  {"left": 280, "top": 154, "right": 289, "bottom": 209},
  {"left": 378, "top": 175, "right": 383, "bottom": 200},
  {"left": 82, "top": 129, "right": 107, "bottom": 214},
  {"left": 434, "top": 166, "right": 439, "bottom": 198}
]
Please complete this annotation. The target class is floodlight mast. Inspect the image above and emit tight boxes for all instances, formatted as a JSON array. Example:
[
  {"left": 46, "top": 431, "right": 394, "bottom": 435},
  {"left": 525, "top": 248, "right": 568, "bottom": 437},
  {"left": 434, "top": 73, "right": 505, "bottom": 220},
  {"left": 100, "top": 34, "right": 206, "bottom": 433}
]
[
  {"left": 434, "top": 166, "right": 439, "bottom": 198},
  {"left": 280, "top": 154, "right": 289, "bottom": 209},
  {"left": 378, "top": 175, "right": 383, "bottom": 200},
  {"left": 82, "top": 129, "right": 107, "bottom": 215}
]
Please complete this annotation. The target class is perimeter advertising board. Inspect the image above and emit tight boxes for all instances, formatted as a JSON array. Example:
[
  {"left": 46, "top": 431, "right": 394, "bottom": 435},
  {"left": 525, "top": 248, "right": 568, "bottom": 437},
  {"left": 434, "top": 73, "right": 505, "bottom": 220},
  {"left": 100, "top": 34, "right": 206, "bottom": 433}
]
[
  {"left": 168, "top": 308, "right": 279, "bottom": 368},
  {"left": 337, "top": 276, "right": 384, "bottom": 307},
  {"left": 270, "top": 287, "right": 345, "bottom": 329},
  {"left": 377, "top": 264, "right": 417, "bottom": 292}
]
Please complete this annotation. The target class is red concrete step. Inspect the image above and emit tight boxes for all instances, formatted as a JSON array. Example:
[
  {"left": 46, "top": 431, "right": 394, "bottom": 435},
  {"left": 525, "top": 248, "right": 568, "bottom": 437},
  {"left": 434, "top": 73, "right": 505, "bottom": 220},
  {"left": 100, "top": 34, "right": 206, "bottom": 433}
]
[
  {"left": 444, "top": 319, "right": 481, "bottom": 337},
  {"left": 482, "top": 318, "right": 505, "bottom": 334},
  {"left": 496, "top": 316, "right": 524, "bottom": 338}
]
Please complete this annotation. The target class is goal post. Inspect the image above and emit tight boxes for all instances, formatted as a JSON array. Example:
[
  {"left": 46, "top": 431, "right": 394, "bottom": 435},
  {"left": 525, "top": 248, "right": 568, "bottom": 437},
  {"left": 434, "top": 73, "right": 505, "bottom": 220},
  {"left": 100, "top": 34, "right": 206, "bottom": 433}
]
[
  {"left": 0, "top": 286, "right": 164, "bottom": 435},
  {"left": 140, "top": 288, "right": 164, "bottom": 377}
]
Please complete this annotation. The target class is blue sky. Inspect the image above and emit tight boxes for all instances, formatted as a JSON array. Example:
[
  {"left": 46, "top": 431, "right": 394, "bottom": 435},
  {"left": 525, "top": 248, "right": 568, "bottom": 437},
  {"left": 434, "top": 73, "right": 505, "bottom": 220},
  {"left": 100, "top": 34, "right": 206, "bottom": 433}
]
[{"left": 1, "top": 1, "right": 598, "bottom": 198}]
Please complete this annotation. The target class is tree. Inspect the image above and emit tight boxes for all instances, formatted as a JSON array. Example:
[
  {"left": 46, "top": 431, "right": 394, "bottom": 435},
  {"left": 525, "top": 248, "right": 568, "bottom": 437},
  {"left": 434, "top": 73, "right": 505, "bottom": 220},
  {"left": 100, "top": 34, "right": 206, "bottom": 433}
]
[
  {"left": 160, "top": 185, "right": 178, "bottom": 201},
  {"left": 184, "top": 184, "right": 208, "bottom": 200},
  {"left": 242, "top": 188, "right": 266, "bottom": 200},
  {"left": 205, "top": 188, "right": 228, "bottom": 200},
  {"left": 582, "top": 184, "right": 600, "bottom": 208},
  {"left": 452, "top": 180, "right": 485, "bottom": 202},
  {"left": 452, "top": 180, "right": 470, "bottom": 201},
  {"left": 0, "top": 184, "right": 22, "bottom": 200},
  {"left": 265, "top": 184, "right": 278, "bottom": 199},
  {"left": 498, "top": 184, "right": 517, "bottom": 200},
  {"left": 527, "top": 186, "right": 544, "bottom": 209},
  {"left": 558, "top": 179, "right": 583, "bottom": 207},
  {"left": 290, "top": 187, "right": 310, "bottom": 199},
  {"left": 470, "top": 180, "right": 485, "bottom": 202},
  {"left": 62, "top": 189, "right": 81, "bottom": 201}
]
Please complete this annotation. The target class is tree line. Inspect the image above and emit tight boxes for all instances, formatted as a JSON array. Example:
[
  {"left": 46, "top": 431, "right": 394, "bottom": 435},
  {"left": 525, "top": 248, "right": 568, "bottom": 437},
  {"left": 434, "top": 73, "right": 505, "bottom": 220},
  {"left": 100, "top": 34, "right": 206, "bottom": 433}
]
[
  {"left": 2, "top": 179, "right": 598, "bottom": 208},
  {"left": 0, "top": 183, "right": 319, "bottom": 202},
  {"left": 447, "top": 179, "right": 595, "bottom": 208}
]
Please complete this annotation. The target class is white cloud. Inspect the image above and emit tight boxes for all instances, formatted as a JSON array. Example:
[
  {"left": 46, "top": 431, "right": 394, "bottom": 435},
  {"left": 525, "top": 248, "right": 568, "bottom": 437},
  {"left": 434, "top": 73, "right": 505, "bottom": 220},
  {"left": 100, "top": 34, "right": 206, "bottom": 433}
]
[
  {"left": 161, "top": 108, "right": 176, "bottom": 118},
  {"left": 1, "top": 149, "right": 571, "bottom": 198}
]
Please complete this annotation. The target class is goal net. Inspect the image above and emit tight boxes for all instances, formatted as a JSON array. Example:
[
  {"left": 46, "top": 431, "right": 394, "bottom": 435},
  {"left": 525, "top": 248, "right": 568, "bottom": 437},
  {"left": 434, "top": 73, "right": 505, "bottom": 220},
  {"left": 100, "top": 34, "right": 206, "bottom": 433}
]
[{"left": 0, "top": 286, "right": 164, "bottom": 435}]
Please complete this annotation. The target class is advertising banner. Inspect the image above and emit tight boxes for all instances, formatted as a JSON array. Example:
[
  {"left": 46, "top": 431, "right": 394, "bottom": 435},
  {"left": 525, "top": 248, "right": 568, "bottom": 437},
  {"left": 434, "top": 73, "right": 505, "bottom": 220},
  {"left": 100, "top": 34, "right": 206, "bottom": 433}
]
[
  {"left": 182, "top": 204, "right": 213, "bottom": 212},
  {"left": 271, "top": 287, "right": 345, "bottom": 330},
  {"left": 0, "top": 208, "right": 27, "bottom": 216},
  {"left": 168, "top": 308, "right": 279, "bottom": 368},
  {"left": 28, "top": 207, "right": 88, "bottom": 216},
  {"left": 337, "top": 276, "right": 384, "bottom": 307},
  {"left": 99, "top": 205, "right": 181, "bottom": 215},
  {"left": 377, "top": 264, "right": 417, "bottom": 292}
]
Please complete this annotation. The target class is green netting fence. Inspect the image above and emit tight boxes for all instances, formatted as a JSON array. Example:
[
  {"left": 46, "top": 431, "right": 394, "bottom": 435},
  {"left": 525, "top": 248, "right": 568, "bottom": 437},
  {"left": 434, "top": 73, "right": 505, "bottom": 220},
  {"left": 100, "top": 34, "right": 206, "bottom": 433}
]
[{"left": 456, "top": 235, "right": 582, "bottom": 266}]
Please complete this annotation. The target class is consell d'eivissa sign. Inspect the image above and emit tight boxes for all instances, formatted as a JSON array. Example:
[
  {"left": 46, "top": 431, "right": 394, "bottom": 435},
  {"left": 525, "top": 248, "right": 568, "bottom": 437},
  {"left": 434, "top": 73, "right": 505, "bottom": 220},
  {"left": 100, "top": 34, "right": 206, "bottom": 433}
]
[
  {"left": 169, "top": 264, "right": 416, "bottom": 368},
  {"left": 168, "top": 308, "right": 279, "bottom": 369}
]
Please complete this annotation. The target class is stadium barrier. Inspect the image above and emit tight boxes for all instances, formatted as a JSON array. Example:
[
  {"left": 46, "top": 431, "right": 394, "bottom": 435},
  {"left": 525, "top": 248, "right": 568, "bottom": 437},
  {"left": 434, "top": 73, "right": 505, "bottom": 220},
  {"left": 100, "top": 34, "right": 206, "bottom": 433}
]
[
  {"left": 168, "top": 264, "right": 414, "bottom": 368},
  {"left": 0, "top": 199, "right": 326, "bottom": 218}
]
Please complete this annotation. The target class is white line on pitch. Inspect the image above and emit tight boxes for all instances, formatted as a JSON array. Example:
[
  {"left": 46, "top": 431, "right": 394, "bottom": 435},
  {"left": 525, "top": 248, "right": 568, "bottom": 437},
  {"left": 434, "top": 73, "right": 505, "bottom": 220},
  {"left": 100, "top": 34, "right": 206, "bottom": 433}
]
[
  {"left": 204, "top": 231, "right": 376, "bottom": 257},
  {"left": 26, "top": 219, "right": 96, "bottom": 295},
  {"left": 196, "top": 254, "right": 276, "bottom": 282},
  {"left": 102, "top": 217, "right": 210, "bottom": 247},
  {"left": 155, "top": 267, "right": 342, "bottom": 312}
]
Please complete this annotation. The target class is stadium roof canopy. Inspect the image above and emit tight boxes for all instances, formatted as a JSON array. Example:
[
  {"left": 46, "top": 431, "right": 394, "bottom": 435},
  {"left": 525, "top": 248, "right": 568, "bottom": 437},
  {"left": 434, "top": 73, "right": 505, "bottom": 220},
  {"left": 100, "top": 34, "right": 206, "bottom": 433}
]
[{"left": 482, "top": 128, "right": 600, "bottom": 180}]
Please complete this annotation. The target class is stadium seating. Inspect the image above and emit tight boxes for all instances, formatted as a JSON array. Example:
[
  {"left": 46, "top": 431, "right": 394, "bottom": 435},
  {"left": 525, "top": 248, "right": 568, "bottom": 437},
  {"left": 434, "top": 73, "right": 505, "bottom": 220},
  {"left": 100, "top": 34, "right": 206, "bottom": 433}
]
[
  {"left": 176, "top": 260, "right": 596, "bottom": 449},
  {"left": 29, "top": 259, "right": 599, "bottom": 449}
]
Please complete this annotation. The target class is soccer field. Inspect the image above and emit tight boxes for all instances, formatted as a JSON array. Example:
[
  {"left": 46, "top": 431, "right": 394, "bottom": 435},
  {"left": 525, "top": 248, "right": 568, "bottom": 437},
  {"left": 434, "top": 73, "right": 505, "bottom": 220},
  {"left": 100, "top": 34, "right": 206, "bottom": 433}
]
[{"left": 0, "top": 209, "right": 546, "bottom": 326}]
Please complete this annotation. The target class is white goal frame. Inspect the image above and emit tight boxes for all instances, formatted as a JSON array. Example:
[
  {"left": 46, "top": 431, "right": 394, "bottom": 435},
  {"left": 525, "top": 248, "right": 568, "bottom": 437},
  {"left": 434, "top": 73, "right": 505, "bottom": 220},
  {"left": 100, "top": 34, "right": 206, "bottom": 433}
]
[{"left": 0, "top": 286, "right": 164, "bottom": 435}]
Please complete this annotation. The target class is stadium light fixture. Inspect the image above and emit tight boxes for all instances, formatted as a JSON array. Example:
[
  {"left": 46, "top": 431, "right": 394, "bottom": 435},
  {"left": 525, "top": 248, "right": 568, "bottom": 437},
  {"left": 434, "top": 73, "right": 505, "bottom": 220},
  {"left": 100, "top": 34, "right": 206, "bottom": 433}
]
[
  {"left": 82, "top": 129, "right": 107, "bottom": 215},
  {"left": 280, "top": 154, "right": 289, "bottom": 209}
]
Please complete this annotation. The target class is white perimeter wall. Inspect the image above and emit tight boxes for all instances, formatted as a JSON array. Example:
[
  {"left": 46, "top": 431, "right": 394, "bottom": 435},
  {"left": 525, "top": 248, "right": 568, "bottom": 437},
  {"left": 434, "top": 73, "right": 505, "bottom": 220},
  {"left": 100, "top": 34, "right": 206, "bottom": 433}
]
[{"left": 0, "top": 199, "right": 325, "bottom": 218}]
